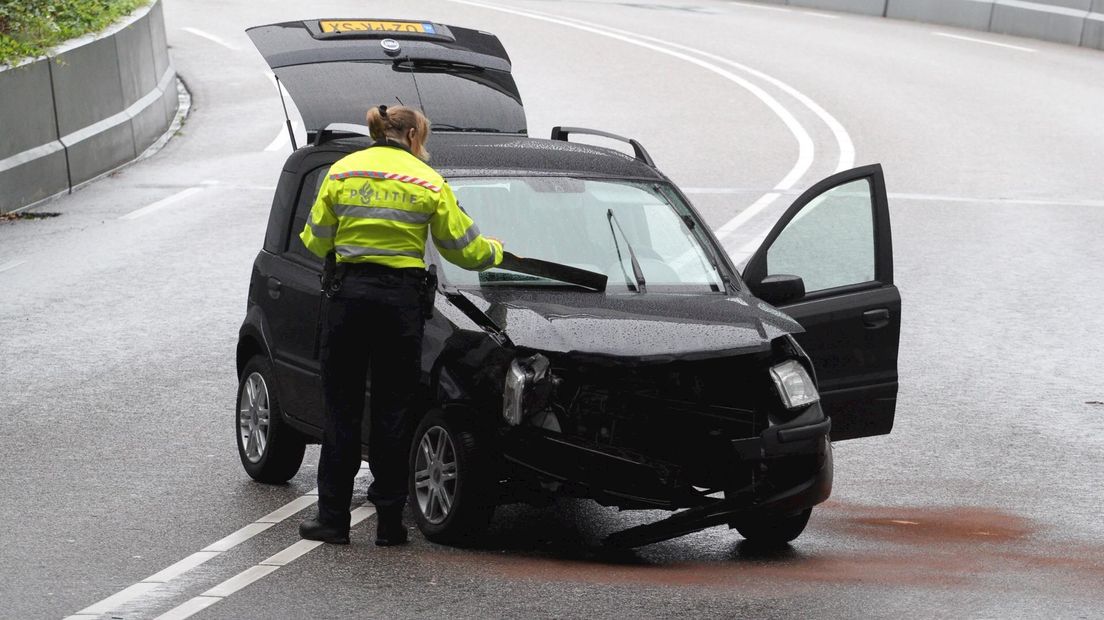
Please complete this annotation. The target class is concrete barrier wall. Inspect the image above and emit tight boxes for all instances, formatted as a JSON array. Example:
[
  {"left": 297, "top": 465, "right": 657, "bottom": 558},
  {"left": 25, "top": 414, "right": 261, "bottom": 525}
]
[
  {"left": 1084, "top": 0, "right": 1104, "bottom": 49},
  {"left": 0, "top": 0, "right": 178, "bottom": 213},
  {"left": 736, "top": 0, "right": 1104, "bottom": 51}
]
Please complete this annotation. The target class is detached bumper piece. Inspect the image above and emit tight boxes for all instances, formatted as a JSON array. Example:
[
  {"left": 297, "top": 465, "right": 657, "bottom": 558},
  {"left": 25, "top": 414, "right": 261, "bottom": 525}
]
[{"left": 603, "top": 413, "right": 833, "bottom": 549}]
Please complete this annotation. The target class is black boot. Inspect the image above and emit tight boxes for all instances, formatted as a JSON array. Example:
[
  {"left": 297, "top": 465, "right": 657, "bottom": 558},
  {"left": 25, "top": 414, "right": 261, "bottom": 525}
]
[
  {"left": 299, "top": 517, "right": 350, "bottom": 545},
  {"left": 375, "top": 507, "right": 408, "bottom": 546}
]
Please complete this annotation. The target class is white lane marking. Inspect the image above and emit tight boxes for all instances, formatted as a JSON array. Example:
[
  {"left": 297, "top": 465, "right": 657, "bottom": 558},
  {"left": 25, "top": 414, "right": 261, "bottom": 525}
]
[
  {"left": 152, "top": 596, "right": 221, "bottom": 620},
  {"left": 202, "top": 522, "right": 275, "bottom": 553},
  {"left": 518, "top": 9, "right": 857, "bottom": 177},
  {"left": 448, "top": 0, "right": 858, "bottom": 251},
  {"left": 64, "top": 582, "right": 162, "bottom": 618},
  {"left": 257, "top": 494, "right": 318, "bottom": 523},
  {"left": 155, "top": 504, "right": 378, "bottom": 620},
  {"left": 259, "top": 539, "right": 324, "bottom": 567},
  {"left": 119, "top": 186, "right": 206, "bottom": 220},
  {"left": 144, "top": 551, "right": 220, "bottom": 583},
  {"left": 932, "top": 32, "right": 1036, "bottom": 53},
  {"left": 264, "top": 127, "right": 290, "bottom": 152},
  {"left": 201, "top": 564, "right": 281, "bottom": 598},
  {"left": 66, "top": 493, "right": 318, "bottom": 617},
  {"left": 180, "top": 27, "right": 240, "bottom": 51},
  {"left": 714, "top": 192, "right": 781, "bottom": 239},
  {"left": 800, "top": 11, "right": 840, "bottom": 19},
  {"left": 446, "top": 0, "right": 816, "bottom": 202},
  {"left": 264, "top": 121, "right": 300, "bottom": 152},
  {"left": 0, "top": 259, "right": 27, "bottom": 274},
  {"left": 725, "top": 1, "right": 793, "bottom": 13}
]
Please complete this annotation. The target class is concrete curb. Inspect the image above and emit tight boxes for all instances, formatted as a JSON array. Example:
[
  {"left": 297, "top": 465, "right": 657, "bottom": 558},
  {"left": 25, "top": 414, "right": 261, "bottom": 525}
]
[
  {"left": 0, "top": 0, "right": 178, "bottom": 213},
  {"left": 735, "top": 0, "right": 1104, "bottom": 51}
]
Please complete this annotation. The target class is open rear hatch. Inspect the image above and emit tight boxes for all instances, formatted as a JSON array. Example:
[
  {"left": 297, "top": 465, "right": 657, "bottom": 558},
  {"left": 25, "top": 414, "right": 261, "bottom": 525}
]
[{"left": 246, "top": 19, "right": 527, "bottom": 139}]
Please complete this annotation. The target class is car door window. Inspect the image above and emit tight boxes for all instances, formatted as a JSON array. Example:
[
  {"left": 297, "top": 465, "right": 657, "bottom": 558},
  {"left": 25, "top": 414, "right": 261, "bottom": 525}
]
[
  {"left": 285, "top": 166, "right": 329, "bottom": 263},
  {"left": 766, "top": 179, "right": 875, "bottom": 293}
]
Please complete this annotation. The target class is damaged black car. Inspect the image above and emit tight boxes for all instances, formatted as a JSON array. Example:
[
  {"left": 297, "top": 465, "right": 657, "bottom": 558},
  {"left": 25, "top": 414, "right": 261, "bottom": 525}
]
[{"left": 235, "top": 18, "right": 901, "bottom": 548}]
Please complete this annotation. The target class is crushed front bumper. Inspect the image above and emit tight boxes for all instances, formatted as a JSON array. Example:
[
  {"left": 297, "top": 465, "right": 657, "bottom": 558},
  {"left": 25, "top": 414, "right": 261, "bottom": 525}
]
[{"left": 604, "top": 405, "right": 833, "bottom": 548}]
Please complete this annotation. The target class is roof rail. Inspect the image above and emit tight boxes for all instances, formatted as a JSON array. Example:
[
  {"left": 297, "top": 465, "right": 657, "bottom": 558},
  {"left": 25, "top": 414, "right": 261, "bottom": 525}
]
[
  {"left": 550, "top": 126, "right": 655, "bottom": 167},
  {"left": 313, "top": 123, "right": 373, "bottom": 146}
]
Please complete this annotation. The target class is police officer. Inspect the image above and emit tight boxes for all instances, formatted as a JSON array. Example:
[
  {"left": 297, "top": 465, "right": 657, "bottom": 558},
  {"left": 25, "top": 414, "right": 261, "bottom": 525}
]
[{"left": 298, "top": 105, "right": 503, "bottom": 546}]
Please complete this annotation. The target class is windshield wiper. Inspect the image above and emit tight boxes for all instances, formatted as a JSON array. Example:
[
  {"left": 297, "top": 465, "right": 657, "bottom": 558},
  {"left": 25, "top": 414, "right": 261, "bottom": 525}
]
[
  {"left": 432, "top": 124, "right": 503, "bottom": 133},
  {"left": 607, "top": 209, "right": 646, "bottom": 293},
  {"left": 497, "top": 252, "right": 607, "bottom": 292}
]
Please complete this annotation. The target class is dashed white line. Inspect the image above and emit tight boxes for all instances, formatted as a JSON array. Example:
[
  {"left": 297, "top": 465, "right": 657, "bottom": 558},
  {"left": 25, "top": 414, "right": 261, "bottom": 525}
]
[
  {"left": 932, "top": 31, "right": 1037, "bottom": 53},
  {"left": 0, "top": 259, "right": 27, "bottom": 274},
  {"left": 63, "top": 492, "right": 320, "bottom": 619},
  {"left": 118, "top": 186, "right": 207, "bottom": 220},
  {"left": 181, "top": 27, "right": 241, "bottom": 51},
  {"left": 155, "top": 504, "right": 378, "bottom": 620}
]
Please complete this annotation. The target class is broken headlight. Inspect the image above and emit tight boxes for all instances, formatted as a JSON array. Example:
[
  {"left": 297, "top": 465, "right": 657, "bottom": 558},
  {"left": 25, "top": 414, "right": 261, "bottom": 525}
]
[
  {"left": 769, "top": 359, "right": 819, "bottom": 410},
  {"left": 503, "top": 353, "right": 552, "bottom": 426}
]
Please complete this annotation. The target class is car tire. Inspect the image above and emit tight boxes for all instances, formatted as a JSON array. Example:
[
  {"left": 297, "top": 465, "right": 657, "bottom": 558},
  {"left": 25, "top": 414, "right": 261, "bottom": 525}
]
[
  {"left": 733, "top": 508, "right": 812, "bottom": 546},
  {"left": 235, "top": 355, "right": 306, "bottom": 484},
  {"left": 408, "top": 409, "right": 494, "bottom": 545}
]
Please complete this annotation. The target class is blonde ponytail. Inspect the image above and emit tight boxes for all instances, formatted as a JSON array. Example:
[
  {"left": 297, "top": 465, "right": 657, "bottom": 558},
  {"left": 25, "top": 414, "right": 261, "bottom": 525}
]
[{"left": 365, "top": 105, "right": 431, "bottom": 161}]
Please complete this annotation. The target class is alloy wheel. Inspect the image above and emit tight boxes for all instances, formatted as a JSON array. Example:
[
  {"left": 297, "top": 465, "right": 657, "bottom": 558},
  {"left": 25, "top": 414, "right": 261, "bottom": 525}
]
[
  {"left": 238, "top": 372, "right": 270, "bottom": 463},
  {"left": 414, "top": 426, "right": 458, "bottom": 524}
]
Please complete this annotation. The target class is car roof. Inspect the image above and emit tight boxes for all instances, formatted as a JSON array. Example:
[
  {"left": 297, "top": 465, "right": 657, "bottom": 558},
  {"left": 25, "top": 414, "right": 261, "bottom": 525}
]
[{"left": 291, "top": 133, "right": 666, "bottom": 181}]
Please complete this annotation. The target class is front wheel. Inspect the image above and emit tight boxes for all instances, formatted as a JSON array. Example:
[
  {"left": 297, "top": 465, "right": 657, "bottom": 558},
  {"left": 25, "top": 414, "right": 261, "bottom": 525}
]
[
  {"left": 236, "top": 356, "right": 305, "bottom": 483},
  {"left": 409, "top": 410, "right": 494, "bottom": 545},
  {"left": 733, "top": 508, "right": 812, "bottom": 547}
]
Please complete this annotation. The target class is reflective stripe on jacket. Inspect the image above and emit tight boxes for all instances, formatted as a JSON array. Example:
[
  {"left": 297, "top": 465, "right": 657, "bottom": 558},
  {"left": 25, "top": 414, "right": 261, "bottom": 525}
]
[{"left": 300, "top": 143, "right": 503, "bottom": 270}]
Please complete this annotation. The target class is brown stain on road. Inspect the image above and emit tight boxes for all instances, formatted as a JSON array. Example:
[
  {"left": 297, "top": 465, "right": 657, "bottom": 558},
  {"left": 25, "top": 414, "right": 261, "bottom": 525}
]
[{"left": 428, "top": 502, "right": 1104, "bottom": 593}]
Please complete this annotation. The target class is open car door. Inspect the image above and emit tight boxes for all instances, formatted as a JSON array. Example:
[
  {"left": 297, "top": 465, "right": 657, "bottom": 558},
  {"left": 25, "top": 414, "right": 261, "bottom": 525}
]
[{"left": 743, "top": 164, "right": 900, "bottom": 440}]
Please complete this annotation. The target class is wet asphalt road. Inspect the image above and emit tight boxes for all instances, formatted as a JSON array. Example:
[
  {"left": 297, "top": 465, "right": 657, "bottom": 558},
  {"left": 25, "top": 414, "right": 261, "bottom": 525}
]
[{"left": 2, "top": 0, "right": 1104, "bottom": 618}]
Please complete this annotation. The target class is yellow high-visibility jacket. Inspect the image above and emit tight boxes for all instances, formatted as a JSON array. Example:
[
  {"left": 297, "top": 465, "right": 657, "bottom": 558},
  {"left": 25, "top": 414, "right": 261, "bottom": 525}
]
[{"left": 300, "top": 143, "right": 503, "bottom": 270}]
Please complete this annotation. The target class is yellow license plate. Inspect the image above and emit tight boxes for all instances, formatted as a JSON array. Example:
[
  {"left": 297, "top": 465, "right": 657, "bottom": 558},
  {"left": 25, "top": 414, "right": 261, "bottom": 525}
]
[{"left": 319, "top": 20, "right": 435, "bottom": 35}]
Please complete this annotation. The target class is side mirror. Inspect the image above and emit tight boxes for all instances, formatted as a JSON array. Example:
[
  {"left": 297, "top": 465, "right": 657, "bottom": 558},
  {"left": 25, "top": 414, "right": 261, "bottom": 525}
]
[{"left": 754, "top": 274, "right": 805, "bottom": 306}]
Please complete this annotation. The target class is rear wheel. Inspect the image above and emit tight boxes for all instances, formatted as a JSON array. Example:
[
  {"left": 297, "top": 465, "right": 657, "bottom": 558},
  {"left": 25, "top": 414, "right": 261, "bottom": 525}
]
[
  {"left": 409, "top": 409, "right": 494, "bottom": 544},
  {"left": 236, "top": 356, "right": 305, "bottom": 483},
  {"left": 734, "top": 508, "right": 812, "bottom": 546}
]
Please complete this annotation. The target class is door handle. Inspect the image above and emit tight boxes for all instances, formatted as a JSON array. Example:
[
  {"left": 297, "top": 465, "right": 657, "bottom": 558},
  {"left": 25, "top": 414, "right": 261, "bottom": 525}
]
[
  {"left": 862, "top": 308, "right": 890, "bottom": 329},
  {"left": 267, "top": 276, "right": 282, "bottom": 299}
]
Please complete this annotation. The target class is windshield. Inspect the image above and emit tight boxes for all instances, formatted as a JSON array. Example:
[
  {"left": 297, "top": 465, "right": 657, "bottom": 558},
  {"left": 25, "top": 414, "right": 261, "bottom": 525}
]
[{"left": 439, "top": 177, "right": 728, "bottom": 292}]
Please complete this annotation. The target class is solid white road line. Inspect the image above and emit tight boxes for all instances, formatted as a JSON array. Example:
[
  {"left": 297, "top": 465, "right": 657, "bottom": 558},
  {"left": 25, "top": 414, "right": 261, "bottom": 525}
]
[
  {"left": 0, "top": 259, "right": 27, "bottom": 274},
  {"left": 446, "top": 0, "right": 816, "bottom": 203},
  {"left": 264, "top": 121, "right": 300, "bottom": 152},
  {"left": 180, "top": 27, "right": 240, "bottom": 51},
  {"left": 446, "top": 0, "right": 857, "bottom": 251},
  {"left": 118, "top": 186, "right": 206, "bottom": 220},
  {"left": 932, "top": 31, "right": 1037, "bottom": 53},
  {"left": 512, "top": 8, "right": 858, "bottom": 177},
  {"left": 155, "top": 504, "right": 378, "bottom": 620},
  {"left": 725, "top": 1, "right": 793, "bottom": 13},
  {"left": 714, "top": 192, "right": 782, "bottom": 239}
]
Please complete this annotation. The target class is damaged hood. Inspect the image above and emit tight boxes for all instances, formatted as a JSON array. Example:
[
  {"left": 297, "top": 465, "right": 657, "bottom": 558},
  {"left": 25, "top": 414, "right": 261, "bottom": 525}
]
[{"left": 453, "top": 288, "right": 802, "bottom": 362}]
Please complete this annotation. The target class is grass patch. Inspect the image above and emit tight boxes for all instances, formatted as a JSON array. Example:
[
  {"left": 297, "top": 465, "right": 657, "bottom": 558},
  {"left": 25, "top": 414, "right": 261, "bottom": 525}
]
[{"left": 0, "top": 0, "right": 148, "bottom": 66}]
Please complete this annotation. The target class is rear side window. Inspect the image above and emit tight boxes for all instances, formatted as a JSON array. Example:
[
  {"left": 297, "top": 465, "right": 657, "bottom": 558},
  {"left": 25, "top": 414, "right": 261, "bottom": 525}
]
[{"left": 284, "top": 166, "right": 330, "bottom": 263}]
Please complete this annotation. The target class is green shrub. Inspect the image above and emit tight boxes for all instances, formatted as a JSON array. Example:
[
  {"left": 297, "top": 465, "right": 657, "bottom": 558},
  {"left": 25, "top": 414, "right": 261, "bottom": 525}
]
[{"left": 0, "top": 0, "right": 148, "bottom": 66}]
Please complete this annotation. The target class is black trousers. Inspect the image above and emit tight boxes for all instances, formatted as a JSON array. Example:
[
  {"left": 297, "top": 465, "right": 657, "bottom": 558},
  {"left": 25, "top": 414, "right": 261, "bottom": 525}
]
[{"left": 316, "top": 266, "right": 425, "bottom": 528}]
